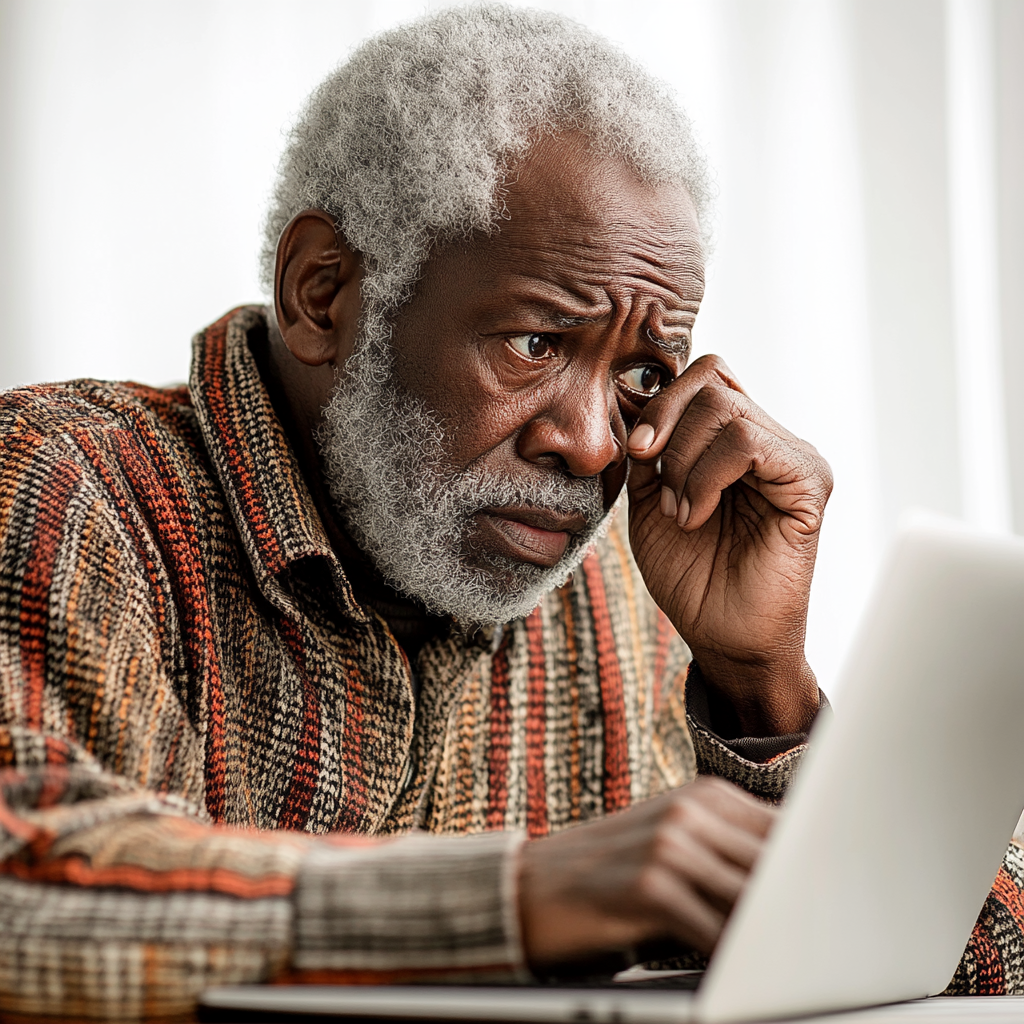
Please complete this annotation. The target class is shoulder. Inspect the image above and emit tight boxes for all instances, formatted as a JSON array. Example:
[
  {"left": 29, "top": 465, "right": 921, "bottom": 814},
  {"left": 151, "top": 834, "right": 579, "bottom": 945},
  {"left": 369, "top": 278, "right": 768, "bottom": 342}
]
[
  {"left": 0, "top": 377, "right": 207, "bottom": 490},
  {"left": 1, "top": 378, "right": 197, "bottom": 451},
  {"left": 0, "top": 378, "right": 215, "bottom": 559}
]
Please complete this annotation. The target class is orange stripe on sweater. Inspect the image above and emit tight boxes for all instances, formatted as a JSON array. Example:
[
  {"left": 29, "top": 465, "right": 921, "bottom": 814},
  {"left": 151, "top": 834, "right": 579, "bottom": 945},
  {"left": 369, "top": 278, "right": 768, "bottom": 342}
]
[
  {"left": 200, "top": 313, "right": 287, "bottom": 574},
  {"left": 0, "top": 798, "right": 42, "bottom": 844},
  {"left": 968, "top": 915, "right": 1006, "bottom": 994},
  {"left": 0, "top": 853, "right": 295, "bottom": 898},
  {"left": 335, "top": 657, "right": 369, "bottom": 833},
  {"left": 558, "top": 586, "right": 583, "bottom": 824},
  {"left": 581, "top": 554, "right": 631, "bottom": 813},
  {"left": 19, "top": 460, "right": 83, "bottom": 729},
  {"left": 486, "top": 634, "right": 512, "bottom": 831},
  {"left": 112, "top": 431, "right": 228, "bottom": 822},
  {"left": 524, "top": 610, "right": 549, "bottom": 838}
]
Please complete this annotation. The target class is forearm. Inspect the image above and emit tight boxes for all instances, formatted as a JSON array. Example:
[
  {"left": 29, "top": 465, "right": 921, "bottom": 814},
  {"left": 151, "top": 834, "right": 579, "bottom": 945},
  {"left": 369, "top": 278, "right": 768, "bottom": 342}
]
[
  {"left": 0, "top": 762, "right": 528, "bottom": 1019},
  {"left": 0, "top": 762, "right": 300, "bottom": 1019}
]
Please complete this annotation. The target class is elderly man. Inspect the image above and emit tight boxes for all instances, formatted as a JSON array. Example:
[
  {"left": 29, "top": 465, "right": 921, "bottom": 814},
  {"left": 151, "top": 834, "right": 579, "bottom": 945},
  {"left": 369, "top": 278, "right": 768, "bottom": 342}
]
[{"left": 0, "top": 5, "right": 1020, "bottom": 1020}]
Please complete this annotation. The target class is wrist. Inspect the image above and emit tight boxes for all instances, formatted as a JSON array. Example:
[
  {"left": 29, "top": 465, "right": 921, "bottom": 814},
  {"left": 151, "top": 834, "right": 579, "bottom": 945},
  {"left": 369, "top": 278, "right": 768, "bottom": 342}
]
[{"left": 691, "top": 653, "right": 820, "bottom": 737}]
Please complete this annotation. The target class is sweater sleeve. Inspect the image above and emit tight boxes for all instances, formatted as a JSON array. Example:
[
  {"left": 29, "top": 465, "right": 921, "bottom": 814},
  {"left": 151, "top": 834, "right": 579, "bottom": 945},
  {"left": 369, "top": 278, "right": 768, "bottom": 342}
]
[
  {"left": 684, "top": 664, "right": 828, "bottom": 803},
  {"left": 0, "top": 419, "right": 527, "bottom": 1020},
  {"left": 0, "top": 751, "right": 526, "bottom": 1019}
]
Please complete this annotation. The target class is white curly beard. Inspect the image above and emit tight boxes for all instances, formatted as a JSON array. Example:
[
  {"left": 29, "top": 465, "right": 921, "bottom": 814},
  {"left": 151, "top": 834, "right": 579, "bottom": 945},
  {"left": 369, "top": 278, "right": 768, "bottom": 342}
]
[{"left": 318, "top": 313, "right": 617, "bottom": 625}]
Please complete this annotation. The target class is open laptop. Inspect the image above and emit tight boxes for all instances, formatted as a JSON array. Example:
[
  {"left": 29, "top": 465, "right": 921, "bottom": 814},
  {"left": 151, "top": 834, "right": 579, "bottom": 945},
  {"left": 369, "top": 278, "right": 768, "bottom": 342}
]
[{"left": 201, "top": 516, "right": 1024, "bottom": 1023}]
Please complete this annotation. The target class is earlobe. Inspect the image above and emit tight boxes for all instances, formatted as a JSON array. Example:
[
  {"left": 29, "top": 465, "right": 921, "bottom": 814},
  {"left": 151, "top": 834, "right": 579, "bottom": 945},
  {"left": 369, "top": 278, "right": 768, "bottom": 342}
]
[{"left": 273, "top": 209, "right": 364, "bottom": 368}]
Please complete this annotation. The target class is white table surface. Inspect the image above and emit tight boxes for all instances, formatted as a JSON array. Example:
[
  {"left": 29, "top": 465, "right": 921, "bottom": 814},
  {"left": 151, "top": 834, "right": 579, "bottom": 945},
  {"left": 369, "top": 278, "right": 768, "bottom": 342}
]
[
  {"left": 809, "top": 997, "right": 1024, "bottom": 1021},
  {"left": 201, "top": 986, "right": 1024, "bottom": 1023}
]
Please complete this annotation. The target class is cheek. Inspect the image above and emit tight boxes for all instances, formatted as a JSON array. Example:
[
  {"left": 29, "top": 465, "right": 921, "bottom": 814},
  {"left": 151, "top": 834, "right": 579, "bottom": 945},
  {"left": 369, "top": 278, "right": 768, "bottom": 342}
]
[
  {"left": 402, "top": 351, "right": 538, "bottom": 468},
  {"left": 439, "top": 389, "right": 537, "bottom": 469}
]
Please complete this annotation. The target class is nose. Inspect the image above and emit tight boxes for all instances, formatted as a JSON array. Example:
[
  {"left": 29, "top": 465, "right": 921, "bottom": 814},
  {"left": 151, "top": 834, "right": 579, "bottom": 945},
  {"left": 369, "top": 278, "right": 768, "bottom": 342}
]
[{"left": 516, "top": 375, "right": 626, "bottom": 479}]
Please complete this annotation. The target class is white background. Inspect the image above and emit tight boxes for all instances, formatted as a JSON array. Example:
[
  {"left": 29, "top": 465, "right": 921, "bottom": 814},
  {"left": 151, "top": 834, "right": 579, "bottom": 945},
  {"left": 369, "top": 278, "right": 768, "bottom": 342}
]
[{"left": 1, "top": 0, "right": 1021, "bottom": 700}]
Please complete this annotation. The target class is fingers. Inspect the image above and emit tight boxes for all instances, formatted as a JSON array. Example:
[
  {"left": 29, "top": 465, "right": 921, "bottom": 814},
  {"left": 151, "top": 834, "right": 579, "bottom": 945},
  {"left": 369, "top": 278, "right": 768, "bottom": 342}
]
[
  {"left": 655, "top": 779, "right": 775, "bottom": 891},
  {"left": 639, "top": 781, "right": 776, "bottom": 953},
  {"left": 627, "top": 354, "right": 795, "bottom": 464},
  {"left": 657, "top": 805, "right": 750, "bottom": 900},
  {"left": 689, "top": 775, "right": 777, "bottom": 839},
  {"left": 637, "top": 863, "right": 727, "bottom": 955},
  {"left": 517, "top": 775, "right": 778, "bottom": 967},
  {"left": 663, "top": 417, "right": 787, "bottom": 531},
  {"left": 626, "top": 356, "right": 829, "bottom": 533}
]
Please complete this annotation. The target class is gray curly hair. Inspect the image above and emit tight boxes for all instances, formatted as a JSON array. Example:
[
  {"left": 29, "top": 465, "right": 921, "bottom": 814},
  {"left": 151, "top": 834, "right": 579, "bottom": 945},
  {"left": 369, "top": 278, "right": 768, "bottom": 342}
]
[{"left": 260, "top": 2, "right": 712, "bottom": 319}]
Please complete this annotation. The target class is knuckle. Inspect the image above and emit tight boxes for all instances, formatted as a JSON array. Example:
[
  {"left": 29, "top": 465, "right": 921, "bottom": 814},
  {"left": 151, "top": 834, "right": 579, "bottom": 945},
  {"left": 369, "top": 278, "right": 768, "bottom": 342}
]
[
  {"left": 659, "top": 799, "right": 690, "bottom": 832},
  {"left": 636, "top": 864, "right": 667, "bottom": 903},
  {"left": 650, "top": 826, "right": 679, "bottom": 864},
  {"left": 658, "top": 800, "right": 695, "bottom": 840},
  {"left": 691, "top": 353, "right": 723, "bottom": 373},
  {"left": 692, "top": 382, "right": 725, "bottom": 411},
  {"left": 818, "top": 457, "right": 835, "bottom": 497},
  {"left": 725, "top": 416, "right": 757, "bottom": 449},
  {"left": 667, "top": 786, "right": 698, "bottom": 811},
  {"left": 694, "top": 353, "right": 732, "bottom": 380},
  {"left": 694, "top": 383, "right": 745, "bottom": 423}
]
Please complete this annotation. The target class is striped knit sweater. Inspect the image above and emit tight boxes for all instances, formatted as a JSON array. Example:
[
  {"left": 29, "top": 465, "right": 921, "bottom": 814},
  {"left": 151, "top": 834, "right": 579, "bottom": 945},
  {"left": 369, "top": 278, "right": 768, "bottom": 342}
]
[{"left": 0, "top": 306, "right": 1020, "bottom": 1020}]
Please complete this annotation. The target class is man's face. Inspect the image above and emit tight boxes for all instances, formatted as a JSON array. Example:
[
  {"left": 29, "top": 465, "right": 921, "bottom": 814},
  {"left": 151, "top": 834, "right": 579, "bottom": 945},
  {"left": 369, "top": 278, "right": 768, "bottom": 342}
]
[{"left": 321, "top": 134, "right": 705, "bottom": 623}]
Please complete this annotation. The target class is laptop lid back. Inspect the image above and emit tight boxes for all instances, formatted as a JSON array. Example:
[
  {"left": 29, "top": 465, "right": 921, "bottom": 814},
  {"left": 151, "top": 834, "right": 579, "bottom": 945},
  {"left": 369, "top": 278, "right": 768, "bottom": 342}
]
[{"left": 696, "top": 518, "right": 1024, "bottom": 1023}]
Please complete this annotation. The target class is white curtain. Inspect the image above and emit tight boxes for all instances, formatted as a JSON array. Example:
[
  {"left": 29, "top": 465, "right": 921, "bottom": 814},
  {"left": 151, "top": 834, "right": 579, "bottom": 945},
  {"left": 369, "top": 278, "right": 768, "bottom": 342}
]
[{"left": 1, "top": 0, "right": 1020, "bottom": 700}]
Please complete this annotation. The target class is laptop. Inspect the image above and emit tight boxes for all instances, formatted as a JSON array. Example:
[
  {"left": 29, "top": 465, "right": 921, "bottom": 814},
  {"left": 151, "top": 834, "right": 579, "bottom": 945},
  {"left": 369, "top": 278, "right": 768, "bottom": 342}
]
[{"left": 200, "top": 516, "right": 1024, "bottom": 1023}]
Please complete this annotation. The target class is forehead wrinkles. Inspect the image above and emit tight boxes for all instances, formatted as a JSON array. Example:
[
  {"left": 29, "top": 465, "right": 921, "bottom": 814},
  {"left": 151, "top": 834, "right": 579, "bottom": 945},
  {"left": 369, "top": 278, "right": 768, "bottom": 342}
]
[{"left": 500, "top": 220, "right": 703, "bottom": 329}]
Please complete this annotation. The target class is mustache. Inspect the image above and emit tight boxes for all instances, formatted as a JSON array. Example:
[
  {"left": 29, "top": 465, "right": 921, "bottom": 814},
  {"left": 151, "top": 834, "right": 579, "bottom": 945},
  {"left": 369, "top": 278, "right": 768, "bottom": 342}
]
[{"left": 448, "top": 465, "right": 606, "bottom": 523}]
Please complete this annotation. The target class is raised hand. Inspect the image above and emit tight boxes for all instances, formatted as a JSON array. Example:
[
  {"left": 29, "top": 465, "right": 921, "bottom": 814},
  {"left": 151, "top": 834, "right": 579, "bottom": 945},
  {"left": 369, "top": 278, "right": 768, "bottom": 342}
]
[{"left": 626, "top": 354, "right": 832, "bottom": 737}]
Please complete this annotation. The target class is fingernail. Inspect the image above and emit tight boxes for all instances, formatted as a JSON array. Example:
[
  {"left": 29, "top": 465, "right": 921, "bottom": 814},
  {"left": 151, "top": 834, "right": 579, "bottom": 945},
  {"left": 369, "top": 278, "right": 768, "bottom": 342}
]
[
  {"left": 660, "top": 487, "right": 677, "bottom": 518},
  {"left": 629, "top": 424, "right": 656, "bottom": 452},
  {"left": 676, "top": 495, "right": 690, "bottom": 527}
]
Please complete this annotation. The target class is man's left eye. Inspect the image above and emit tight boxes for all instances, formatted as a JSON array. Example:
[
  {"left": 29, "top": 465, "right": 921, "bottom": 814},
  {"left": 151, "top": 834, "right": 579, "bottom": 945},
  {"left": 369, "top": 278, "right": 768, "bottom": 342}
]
[
  {"left": 617, "top": 364, "right": 670, "bottom": 397},
  {"left": 508, "top": 333, "right": 556, "bottom": 360}
]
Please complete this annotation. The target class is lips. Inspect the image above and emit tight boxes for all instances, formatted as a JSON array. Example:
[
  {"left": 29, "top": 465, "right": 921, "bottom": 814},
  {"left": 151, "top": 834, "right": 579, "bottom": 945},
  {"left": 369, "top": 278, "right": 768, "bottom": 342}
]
[{"left": 473, "top": 506, "right": 587, "bottom": 568}]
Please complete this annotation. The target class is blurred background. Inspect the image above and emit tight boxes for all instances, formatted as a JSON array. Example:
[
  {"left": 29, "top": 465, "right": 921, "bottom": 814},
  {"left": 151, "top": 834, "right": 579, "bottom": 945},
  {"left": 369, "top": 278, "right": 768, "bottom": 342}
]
[{"left": 0, "top": 0, "right": 1021, "bottom": 699}]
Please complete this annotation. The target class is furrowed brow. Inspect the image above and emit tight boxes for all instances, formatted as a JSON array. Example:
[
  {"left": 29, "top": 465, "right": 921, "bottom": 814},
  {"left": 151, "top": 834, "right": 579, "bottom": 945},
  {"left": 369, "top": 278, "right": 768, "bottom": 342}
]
[
  {"left": 646, "top": 327, "right": 691, "bottom": 359},
  {"left": 552, "top": 313, "right": 601, "bottom": 329}
]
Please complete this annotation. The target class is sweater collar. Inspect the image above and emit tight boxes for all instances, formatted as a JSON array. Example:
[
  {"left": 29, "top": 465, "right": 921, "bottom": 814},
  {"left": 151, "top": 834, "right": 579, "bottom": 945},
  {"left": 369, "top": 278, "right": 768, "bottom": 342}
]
[{"left": 189, "top": 305, "right": 365, "bottom": 619}]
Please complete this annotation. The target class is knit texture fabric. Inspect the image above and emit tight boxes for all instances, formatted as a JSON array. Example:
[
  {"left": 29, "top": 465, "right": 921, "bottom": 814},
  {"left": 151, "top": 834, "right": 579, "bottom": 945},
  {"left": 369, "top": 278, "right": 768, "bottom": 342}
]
[{"left": 0, "top": 306, "right": 1018, "bottom": 1018}]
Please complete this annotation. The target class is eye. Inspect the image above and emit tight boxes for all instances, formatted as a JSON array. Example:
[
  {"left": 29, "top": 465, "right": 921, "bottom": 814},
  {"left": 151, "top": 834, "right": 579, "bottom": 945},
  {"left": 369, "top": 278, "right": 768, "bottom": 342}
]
[
  {"left": 617, "top": 364, "right": 672, "bottom": 398},
  {"left": 508, "top": 333, "right": 557, "bottom": 360}
]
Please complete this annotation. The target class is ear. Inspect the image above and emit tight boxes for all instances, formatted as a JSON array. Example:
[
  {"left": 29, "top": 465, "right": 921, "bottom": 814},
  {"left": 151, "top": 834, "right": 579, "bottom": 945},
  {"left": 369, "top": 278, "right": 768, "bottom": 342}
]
[{"left": 273, "top": 210, "right": 363, "bottom": 367}]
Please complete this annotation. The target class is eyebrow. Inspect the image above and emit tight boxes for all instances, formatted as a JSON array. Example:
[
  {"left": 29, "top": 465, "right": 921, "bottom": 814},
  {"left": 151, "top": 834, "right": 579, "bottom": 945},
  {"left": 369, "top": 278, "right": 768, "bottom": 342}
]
[
  {"left": 646, "top": 328, "right": 691, "bottom": 359},
  {"left": 551, "top": 316, "right": 689, "bottom": 359},
  {"left": 552, "top": 314, "right": 600, "bottom": 329},
  {"left": 488, "top": 299, "right": 692, "bottom": 358}
]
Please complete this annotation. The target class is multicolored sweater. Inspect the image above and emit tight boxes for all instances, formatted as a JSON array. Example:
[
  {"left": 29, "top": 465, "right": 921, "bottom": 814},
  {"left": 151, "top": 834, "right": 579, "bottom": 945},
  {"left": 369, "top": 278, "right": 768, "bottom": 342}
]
[{"left": 0, "top": 307, "right": 1019, "bottom": 1020}]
